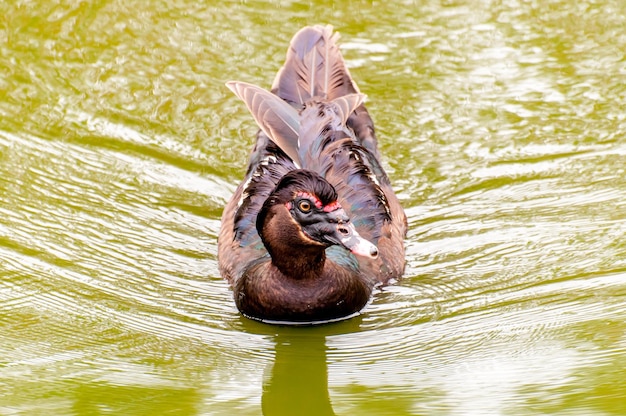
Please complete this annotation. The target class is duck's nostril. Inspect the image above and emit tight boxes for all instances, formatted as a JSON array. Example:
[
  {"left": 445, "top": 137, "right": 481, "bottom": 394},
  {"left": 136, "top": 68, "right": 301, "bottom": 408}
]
[{"left": 338, "top": 226, "right": 349, "bottom": 235}]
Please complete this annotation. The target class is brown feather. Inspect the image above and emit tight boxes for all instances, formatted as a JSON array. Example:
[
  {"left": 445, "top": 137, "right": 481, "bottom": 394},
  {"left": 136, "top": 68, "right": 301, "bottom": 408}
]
[
  {"left": 226, "top": 81, "right": 302, "bottom": 166},
  {"left": 271, "top": 25, "right": 360, "bottom": 104}
]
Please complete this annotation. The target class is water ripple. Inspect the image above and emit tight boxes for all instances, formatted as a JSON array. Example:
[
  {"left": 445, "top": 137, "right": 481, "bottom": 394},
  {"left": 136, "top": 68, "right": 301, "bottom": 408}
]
[{"left": 1, "top": 0, "right": 626, "bottom": 414}]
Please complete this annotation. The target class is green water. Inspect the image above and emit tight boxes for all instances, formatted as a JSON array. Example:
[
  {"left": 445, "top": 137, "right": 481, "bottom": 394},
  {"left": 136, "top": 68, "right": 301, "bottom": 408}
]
[{"left": 1, "top": 0, "right": 625, "bottom": 415}]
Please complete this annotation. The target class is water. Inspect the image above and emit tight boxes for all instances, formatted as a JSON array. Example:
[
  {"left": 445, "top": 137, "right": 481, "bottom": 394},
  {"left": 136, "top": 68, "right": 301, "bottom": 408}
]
[{"left": 1, "top": 0, "right": 625, "bottom": 415}]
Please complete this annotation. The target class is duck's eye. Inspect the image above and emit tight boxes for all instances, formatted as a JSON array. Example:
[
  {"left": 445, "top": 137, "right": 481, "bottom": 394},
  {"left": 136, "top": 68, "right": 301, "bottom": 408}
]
[{"left": 297, "top": 200, "right": 312, "bottom": 213}]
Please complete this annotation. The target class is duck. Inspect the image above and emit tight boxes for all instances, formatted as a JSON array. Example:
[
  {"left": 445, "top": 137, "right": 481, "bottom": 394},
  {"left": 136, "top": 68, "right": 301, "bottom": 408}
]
[{"left": 218, "top": 25, "right": 407, "bottom": 324}]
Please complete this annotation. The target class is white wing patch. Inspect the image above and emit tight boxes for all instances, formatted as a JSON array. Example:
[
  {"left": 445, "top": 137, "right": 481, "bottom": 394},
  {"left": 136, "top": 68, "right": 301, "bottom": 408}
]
[
  {"left": 237, "top": 176, "right": 254, "bottom": 209},
  {"left": 350, "top": 150, "right": 382, "bottom": 188},
  {"left": 236, "top": 154, "right": 279, "bottom": 209}
]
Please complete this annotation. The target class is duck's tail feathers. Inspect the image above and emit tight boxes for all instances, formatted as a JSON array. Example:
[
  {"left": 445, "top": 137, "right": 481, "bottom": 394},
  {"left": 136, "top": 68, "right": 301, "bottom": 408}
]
[
  {"left": 271, "top": 25, "right": 360, "bottom": 105},
  {"left": 227, "top": 81, "right": 365, "bottom": 169},
  {"left": 332, "top": 94, "right": 367, "bottom": 126},
  {"left": 226, "top": 81, "right": 302, "bottom": 166},
  {"left": 298, "top": 93, "right": 366, "bottom": 161}
]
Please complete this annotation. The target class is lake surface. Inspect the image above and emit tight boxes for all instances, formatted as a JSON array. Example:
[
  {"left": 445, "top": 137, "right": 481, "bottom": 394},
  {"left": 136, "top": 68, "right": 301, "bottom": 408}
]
[{"left": 1, "top": 0, "right": 625, "bottom": 415}]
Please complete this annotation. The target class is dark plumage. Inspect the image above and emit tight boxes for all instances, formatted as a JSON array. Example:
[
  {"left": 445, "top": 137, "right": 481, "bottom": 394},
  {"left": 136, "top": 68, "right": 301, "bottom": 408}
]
[{"left": 218, "top": 25, "right": 407, "bottom": 324}]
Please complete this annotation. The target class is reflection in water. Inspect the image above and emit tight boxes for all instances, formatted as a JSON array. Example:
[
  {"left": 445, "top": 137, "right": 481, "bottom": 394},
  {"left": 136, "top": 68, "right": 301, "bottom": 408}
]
[
  {"left": 241, "top": 317, "right": 364, "bottom": 416},
  {"left": 263, "top": 333, "right": 335, "bottom": 416}
]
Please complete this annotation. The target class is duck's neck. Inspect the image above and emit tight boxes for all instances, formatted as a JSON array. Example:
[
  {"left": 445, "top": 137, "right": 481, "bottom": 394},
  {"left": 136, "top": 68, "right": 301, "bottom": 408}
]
[
  {"left": 257, "top": 204, "right": 331, "bottom": 279},
  {"left": 268, "top": 243, "right": 327, "bottom": 280}
]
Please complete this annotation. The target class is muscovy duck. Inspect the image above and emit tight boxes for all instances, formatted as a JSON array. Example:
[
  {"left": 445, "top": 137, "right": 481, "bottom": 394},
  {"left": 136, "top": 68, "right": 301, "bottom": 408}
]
[{"left": 218, "top": 25, "right": 406, "bottom": 324}]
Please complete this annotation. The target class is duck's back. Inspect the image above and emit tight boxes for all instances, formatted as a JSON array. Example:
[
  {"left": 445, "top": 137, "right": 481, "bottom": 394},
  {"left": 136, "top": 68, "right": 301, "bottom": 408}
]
[{"left": 219, "top": 25, "right": 406, "bottom": 286}]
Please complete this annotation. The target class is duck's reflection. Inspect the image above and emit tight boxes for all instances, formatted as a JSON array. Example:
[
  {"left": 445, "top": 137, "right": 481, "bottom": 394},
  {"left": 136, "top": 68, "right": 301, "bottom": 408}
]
[
  {"left": 242, "top": 316, "right": 362, "bottom": 416},
  {"left": 262, "top": 332, "right": 335, "bottom": 415}
]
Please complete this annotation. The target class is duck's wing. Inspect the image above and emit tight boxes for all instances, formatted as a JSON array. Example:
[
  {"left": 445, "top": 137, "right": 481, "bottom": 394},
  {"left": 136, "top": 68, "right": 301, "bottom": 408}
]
[
  {"left": 320, "top": 138, "right": 407, "bottom": 282},
  {"left": 218, "top": 132, "right": 296, "bottom": 283},
  {"left": 292, "top": 94, "right": 406, "bottom": 281}
]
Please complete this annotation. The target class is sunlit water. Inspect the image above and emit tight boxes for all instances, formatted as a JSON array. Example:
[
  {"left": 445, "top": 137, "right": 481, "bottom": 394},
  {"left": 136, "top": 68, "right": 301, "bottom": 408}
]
[{"left": 1, "top": 1, "right": 625, "bottom": 415}]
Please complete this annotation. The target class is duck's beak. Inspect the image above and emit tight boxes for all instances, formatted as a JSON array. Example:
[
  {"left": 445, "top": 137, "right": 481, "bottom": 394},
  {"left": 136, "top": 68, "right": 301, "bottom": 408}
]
[
  {"left": 327, "top": 209, "right": 379, "bottom": 259},
  {"left": 337, "top": 224, "right": 379, "bottom": 258}
]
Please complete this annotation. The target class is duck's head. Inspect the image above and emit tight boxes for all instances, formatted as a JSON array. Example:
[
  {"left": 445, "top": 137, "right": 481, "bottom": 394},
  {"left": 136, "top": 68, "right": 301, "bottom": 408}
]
[{"left": 257, "top": 170, "right": 378, "bottom": 263}]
